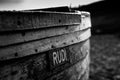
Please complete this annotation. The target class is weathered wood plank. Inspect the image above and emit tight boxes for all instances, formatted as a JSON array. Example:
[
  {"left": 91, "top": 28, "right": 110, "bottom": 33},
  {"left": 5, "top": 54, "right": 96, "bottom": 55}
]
[
  {"left": 0, "top": 40, "right": 89, "bottom": 80},
  {"left": 0, "top": 29, "right": 91, "bottom": 60},
  {"left": 0, "top": 23, "right": 90, "bottom": 47},
  {"left": 0, "top": 11, "right": 82, "bottom": 31},
  {"left": 47, "top": 52, "right": 89, "bottom": 80},
  {"left": 48, "top": 39, "right": 90, "bottom": 72},
  {"left": 81, "top": 11, "right": 91, "bottom": 30}
]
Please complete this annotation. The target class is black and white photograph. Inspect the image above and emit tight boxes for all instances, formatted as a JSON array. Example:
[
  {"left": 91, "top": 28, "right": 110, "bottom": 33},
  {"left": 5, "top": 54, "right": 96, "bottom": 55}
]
[{"left": 0, "top": 0, "right": 120, "bottom": 80}]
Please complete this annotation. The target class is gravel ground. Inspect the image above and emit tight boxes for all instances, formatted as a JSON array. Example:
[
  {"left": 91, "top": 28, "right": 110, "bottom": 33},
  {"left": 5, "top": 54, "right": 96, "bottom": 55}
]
[{"left": 90, "top": 34, "right": 120, "bottom": 80}]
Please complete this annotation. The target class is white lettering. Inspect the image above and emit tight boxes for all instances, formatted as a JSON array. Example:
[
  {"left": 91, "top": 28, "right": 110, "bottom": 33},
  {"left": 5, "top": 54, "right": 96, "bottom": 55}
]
[
  {"left": 53, "top": 52, "right": 58, "bottom": 65},
  {"left": 53, "top": 49, "right": 67, "bottom": 66},
  {"left": 58, "top": 51, "right": 62, "bottom": 63},
  {"left": 61, "top": 49, "right": 67, "bottom": 62}
]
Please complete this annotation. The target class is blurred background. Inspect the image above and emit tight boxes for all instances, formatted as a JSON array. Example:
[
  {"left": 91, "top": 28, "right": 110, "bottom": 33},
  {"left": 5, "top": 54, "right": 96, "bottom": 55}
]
[{"left": 0, "top": 0, "right": 120, "bottom": 80}]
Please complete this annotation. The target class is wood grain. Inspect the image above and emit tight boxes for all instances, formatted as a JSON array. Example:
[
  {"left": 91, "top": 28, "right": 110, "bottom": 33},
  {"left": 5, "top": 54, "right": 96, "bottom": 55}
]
[
  {"left": 47, "top": 47, "right": 90, "bottom": 80},
  {"left": 0, "top": 29, "right": 91, "bottom": 60},
  {"left": 0, "top": 11, "right": 82, "bottom": 31},
  {"left": 0, "top": 11, "right": 91, "bottom": 80},
  {"left": 0, "top": 40, "right": 89, "bottom": 80},
  {"left": 0, "top": 24, "right": 90, "bottom": 47}
]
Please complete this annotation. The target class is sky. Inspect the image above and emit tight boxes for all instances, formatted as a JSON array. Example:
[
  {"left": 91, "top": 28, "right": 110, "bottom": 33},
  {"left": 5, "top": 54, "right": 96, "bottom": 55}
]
[{"left": 0, "top": 0, "right": 101, "bottom": 10}]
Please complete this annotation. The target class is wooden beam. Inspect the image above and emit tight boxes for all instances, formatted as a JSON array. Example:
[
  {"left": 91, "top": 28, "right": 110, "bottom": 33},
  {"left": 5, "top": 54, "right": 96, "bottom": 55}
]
[
  {"left": 0, "top": 40, "right": 89, "bottom": 80},
  {"left": 0, "top": 29, "right": 91, "bottom": 60},
  {"left": 47, "top": 51, "right": 89, "bottom": 80},
  {"left": 0, "top": 11, "right": 82, "bottom": 31},
  {"left": 0, "top": 24, "right": 90, "bottom": 47}
]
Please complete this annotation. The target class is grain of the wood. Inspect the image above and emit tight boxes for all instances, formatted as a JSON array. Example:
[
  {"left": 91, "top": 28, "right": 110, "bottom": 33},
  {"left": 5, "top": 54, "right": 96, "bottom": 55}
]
[
  {"left": 0, "top": 11, "right": 82, "bottom": 31},
  {"left": 0, "top": 29, "right": 91, "bottom": 60},
  {"left": 0, "top": 54, "right": 47, "bottom": 80},
  {"left": 0, "top": 10, "right": 91, "bottom": 80},
  {"left": 0, "top": 23, "right": 91, "bottom": 47},
  {"left": 47, "top": 49, "right": 90, "bottom": 80},
  {"left": 49, "top": 40, "right": 90, "bottom": 70},
  {"left": 80, "top": 66, "right": 89, "bottom": 80},
  {"left": 0, "top": 40, "right": 89, "bottom": 80}
]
